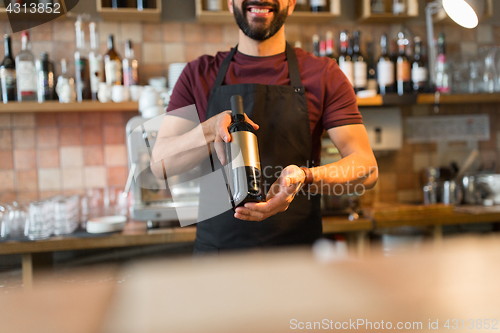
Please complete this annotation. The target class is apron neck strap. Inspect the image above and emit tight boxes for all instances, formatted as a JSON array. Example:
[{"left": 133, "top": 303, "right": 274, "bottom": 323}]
[{"left": 213, "top": 42, "right": 303, "bottom": 90}]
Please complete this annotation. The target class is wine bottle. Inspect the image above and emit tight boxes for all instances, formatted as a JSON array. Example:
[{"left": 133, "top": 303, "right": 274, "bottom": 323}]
[
  {"left": 411, "top": 36, "right": 428, "bottom": 93},
  {"left": 310, "top": 0, "right": 327, "bottom": 12},
  {"left": 352, "top": 30, "right": 367, "bottom": 93},
  {"left": 36, "top": 52, "right": 55, "bottom": 102},
  {"left": 319, "top": 40, "right": 326, "bottom": 57},
  {"left": 75, "top": 19, "right": 91, "bottom": 101},
  {"left": 15, "top": 31, "right": 37, "bottom": 102},
  {"left": 123, "top": 40, "right": 139, "bottom": 86},
  {"left": 104, "top": 35, "right": 122, "bottom": 85},
  {"left": 377, "top": 34, "right": 395, "bottom": 95},
  {"left": 111, "top": 0, "right": 126, "bottom": 8},
  {"left": 137, "top": 0, "right": 149, "bottom": 10},
  {"left": 0, "top": 34, "right": 16, "bottom": 103},
  {"left": 325, "top": 31, "right": 337, "bottom": 62},
  {"left": 227, "top": 95, "right": 265, "bottom": 207},
  {"left": 89, "top": 22, "right": 104, "bottom": 101},
  {"left": 366, "top": 41, "right": 378, "bottom": 91},
  {"left": 435, "top": 33, "right": 450, "bottom": 93},
  {"left": 338, "top": 30, "right": 354, "bottom": 86},
  {"left": 396, "top": 32, "right": 411, "bottom": 96}
]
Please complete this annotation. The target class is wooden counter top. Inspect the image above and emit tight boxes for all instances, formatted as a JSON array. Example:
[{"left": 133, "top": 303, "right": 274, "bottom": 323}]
[{"left": 0, "top": 216, "right": 372, "bottom": 256}]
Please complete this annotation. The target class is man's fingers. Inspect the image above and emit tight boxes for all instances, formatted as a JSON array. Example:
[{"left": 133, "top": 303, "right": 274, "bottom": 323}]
[
  {"left": 244, "top": 114, "right": 259, "bottom": 131},
  {"left": 219, "top": 112, "right": 232, "bottom": 142},
  {"left": 234, "top": 207, "right": 265, "bottom": 221},
  {"left": 214, "top": 137, "right": 226, "bottom": 165}
]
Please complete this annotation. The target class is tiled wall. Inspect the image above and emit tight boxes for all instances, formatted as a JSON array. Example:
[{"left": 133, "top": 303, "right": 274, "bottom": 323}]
[
  {"left": 0, "top": 111, "right": 136, "bottom": 202},
  {"left": 0, "top": 19, "right": 499, "bottom": 203}
]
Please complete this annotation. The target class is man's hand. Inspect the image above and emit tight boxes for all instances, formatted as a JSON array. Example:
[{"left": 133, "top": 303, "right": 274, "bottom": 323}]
[
  {"left": 203, "top": 111, "right": 259, "bottom": 165},
  {"left": 234, "top": 165, "right": 306, "bottom": 221}
]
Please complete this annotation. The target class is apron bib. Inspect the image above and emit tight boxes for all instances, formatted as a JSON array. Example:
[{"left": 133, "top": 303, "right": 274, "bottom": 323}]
[{"left": 195, "top": 43, "right": 322, "bottom": 253}]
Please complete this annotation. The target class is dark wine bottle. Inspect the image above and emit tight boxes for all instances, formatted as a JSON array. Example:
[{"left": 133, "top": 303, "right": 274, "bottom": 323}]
[
  {"left": 227, "top": 95, "right": 265, "bottom": 207},
  {"left": 137, "top": 0, "right": 149, "bottom": 10},
  {"left": 396, "top": 32, "right": 411, "bottom": 96},
  {"left": 36, "top": 52, "right": 55, "bottom": 102},
  {"left": 352, "top": 30, "right": 367, "bottom": 93},
  {"left": 0, "top": 34, "right": 16, "bottom": 103},
  {"left": 111, "top": 0, "right": 126, "bottom": 8},
  {"left": 412, "top": 36, "right": 428, "bottom": 92},
  {"left": 377, "top": 34, "right": 395, "bottom": 95}
]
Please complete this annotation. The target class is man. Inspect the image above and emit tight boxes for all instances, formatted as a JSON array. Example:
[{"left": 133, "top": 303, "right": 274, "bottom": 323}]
[{"left": 152, "top": 0, "right": 378, "bottom": 253}]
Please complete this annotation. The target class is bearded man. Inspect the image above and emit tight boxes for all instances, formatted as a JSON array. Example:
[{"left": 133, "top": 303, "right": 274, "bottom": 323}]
[{"left": 152, "top": 0, "right": 378, "bottom": 253}]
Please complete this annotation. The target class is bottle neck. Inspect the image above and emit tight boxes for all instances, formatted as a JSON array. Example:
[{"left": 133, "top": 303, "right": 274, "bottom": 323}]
[
  {"left": 21, "top": 37, "right": 28, "bottom": 51},
  {"left": 107, "top": 38, "right": 115, "bottom": 51},
  {"left": 4, "top": 38, "right": 12, "bottom": 58},
  {"left": 353, "top": 38, "right": 360, "bottom": 54}
]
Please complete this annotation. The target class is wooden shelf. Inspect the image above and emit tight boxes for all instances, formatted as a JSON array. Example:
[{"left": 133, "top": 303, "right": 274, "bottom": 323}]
[
  {"left": 417, "top": 93, "right": 500, "bottom": 105},
  {"left": 357, "top": 0, "right": 419, "bottom": 23},
  {"left": 195, "top": 0, "right": 341, "bottom": 24},
  {"left": 97, "top": 0, "right": 161, "bottom": 22},
  {"left": 0, "top": 100, "right": 139, "bottom": 113},
  {"left": 432, "top": 0, "right": 493, "bottom": 25}
]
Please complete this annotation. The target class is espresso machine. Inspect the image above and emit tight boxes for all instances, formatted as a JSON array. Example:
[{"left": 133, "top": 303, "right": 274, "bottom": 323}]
[{"left": 125, "top": 115, "right": 200, "bottom": 227}]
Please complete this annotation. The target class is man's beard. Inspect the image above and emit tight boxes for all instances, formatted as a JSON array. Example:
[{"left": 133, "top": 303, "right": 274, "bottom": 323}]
[{"left": 233, "top": 1, "right": 289, "bottom": 41}]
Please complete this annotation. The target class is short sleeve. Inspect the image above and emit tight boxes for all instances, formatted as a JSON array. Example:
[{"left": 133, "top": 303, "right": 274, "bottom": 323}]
[
  {"left": 322, "top": 61, "right": 363, "bottom": 130},
  {"left": 166, "top": 64, "right": 195, "bottom": 113}
]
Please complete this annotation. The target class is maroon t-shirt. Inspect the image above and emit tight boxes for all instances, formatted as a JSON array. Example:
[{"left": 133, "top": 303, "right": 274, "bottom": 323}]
[{"left": 167, "top": 47, "right": 362, "bottom": 164}]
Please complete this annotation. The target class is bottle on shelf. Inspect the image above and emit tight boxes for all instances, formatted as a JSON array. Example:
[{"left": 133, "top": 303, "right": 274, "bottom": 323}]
[
  {"left": 111, "top": 0, "right": 126, "bottom": 8},
  {"left": 227, "top": 95, "right": 265, "bottom": 207},
  {"left": 137, "top": 0, "right": 150, "bottom": 10},
  {"left": 1, "top": 34, "right": 16, "bottom": 103},
  {"left": 411, "top": 36, "right": 428, "bottom": 93},
  {"left": 319, "top": 40, "right": 326, "bottom": 57},
  {"left": 325, "top": 31, "right": 337, "bottom": 63},
  {"left": 310, "top": 0, "right": 328, "bottom": 12},
  {"left": 366, "top": 41, "right": 378, "bottom": 91},
  {"left": 15, "top": 31, "right": 37, "bottom": 102},
  {"left": 89, "top": 22, "right": 104, "bottom": 101},
  {"left": 352, "top": 30, "right": 367, "bottom": 93},
  {"left": 435, "top": 33, "right": 450, "bottom": 94},
  {"left": 75, "top": 19, "right": 91, "bottom": 102},
  {"left": 36, "top": 52, "right": 55, "bottom": 102},
  {"left": 377, "top": 34, "right": 395, "bottom": 95},
  {"left": 370, "top": 0, "right": 385, "bottom": 14},
  {"left": 338, "top": 30, "right": 354, "bottom": 87},
  {"left": 104, "top": 35, "right": 122, "bottom": 86},
  {"left": 294, "top": 41, "right": 303, "bottom": 49},
  {"left": 295, "top": 0, "right": 310, "bottom": 12},
  {"left": 204, "top": 0, "right": 221, "bottom": 11},
  {"left": 123, "top": 40, "right": 139, "bottom": 86},
  {"left": 396, "top": 32, "right": 411, "bottom": 95},
  {"left": 312, "top": 34, "right": 320, "bottom": 57}
]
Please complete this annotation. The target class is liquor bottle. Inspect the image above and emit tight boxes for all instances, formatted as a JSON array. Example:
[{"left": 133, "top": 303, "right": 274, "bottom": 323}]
[
  {"left": 89, "top": 22, "right": 104, "bottom": 101},
  {"left": 111, "top": 0, "right": 126, "bottom": 8},
  {"left": 36, "top": 52, "right": 55, "bottom": 102},
  {"left": 312, "top": 34, "right": 320, "bottom": 57},
  {"left": 338, "top": 30, "right": 354, "bottom": 86},
  {"left": 325, "top": 31, "right": 337, "bottom": 62},
  {"left": 295, "top": 0, "right": 310, "bottom": 11},
  {"left": 319, "top": 40, "right": 326, "bottom": 57},
  {"left": 310, "top": 0, "right": 327, "bottom": 12},
  {"left": 377, "top": 34, "right": 395, "bottom": 95},
  {"left": 0, "top": 34, "right": 16, "bottom": 103},
  {"left": 227, "top": 95, "right": 265, "bottom": 207},
  {"left": 123, "top": 40, "right": 139, "bottom": 86},
  {"left": 15, "top": 31, "right": 37, "bottom": 102},
  {"left": 204, "top": 0, "right": 220, "bottom": 11},
  {"left": 396, "top": 32, "right": 411, "bottom": 95},
  {"left": 352, "top": 30, "right": 367, "bottom": 93},
  {"left": 104, "top": 35, "right": 122, "bottom": 86},
  {"left": 435, "top": 33, "right": 450, "bottom": 93},
  {"left": 411, "top": 36, "right": 428, "bottom": 93},
  {"left": 366, "top": 41, "right": 378, "bottom": 91},
  {"left": 75, "top": 19, "right": 90, "bottom": 101}
]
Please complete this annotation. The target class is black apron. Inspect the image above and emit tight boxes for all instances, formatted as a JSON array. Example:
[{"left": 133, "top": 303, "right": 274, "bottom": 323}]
[{"left": 194, "top": 43, "right": 322, "bottom": 253}]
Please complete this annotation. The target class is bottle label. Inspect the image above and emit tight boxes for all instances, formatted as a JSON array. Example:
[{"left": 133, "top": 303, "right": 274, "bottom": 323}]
[
  {"left": 89, "top": 56, "right": 104, "bottom": 93},
  {"left": 310, "top": 0, "right": 326, "bottom": 6},
  {"left": 105, "top": 60, "right": 122, "bottom": 85},
  {"left": 377, "top": 61, "right": 395, "bottom": 86},
  {"left": 339, "top": 60, "right": 354, "bottom": 86},
  {"left": 17, "top": 61, "right": 37, "bottom": 93},
  {"left": 412, "top": 66, "right": 428, "bottom": 84},
  {"left": 354, "top": 61, "right": 367, "bottom": 88},
  {"left": 230, "top": 131, "right": 261, "bottom": 170},
  {"left": 397, "top": 60, "right": 411, "bottom": 82}
]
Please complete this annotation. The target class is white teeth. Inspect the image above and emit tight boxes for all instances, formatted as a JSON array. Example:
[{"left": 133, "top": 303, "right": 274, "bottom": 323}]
[{"left": 250, "top": 8, "right": 270, "bottom": 13}]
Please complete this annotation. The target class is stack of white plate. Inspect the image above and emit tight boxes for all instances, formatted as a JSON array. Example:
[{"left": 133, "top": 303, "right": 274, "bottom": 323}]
[
  {"left": 168, "top": 63, "right": 187, "bottom": 90},
  {"left": 86, "top": 215, "right": 127, "bottom": 234}
]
